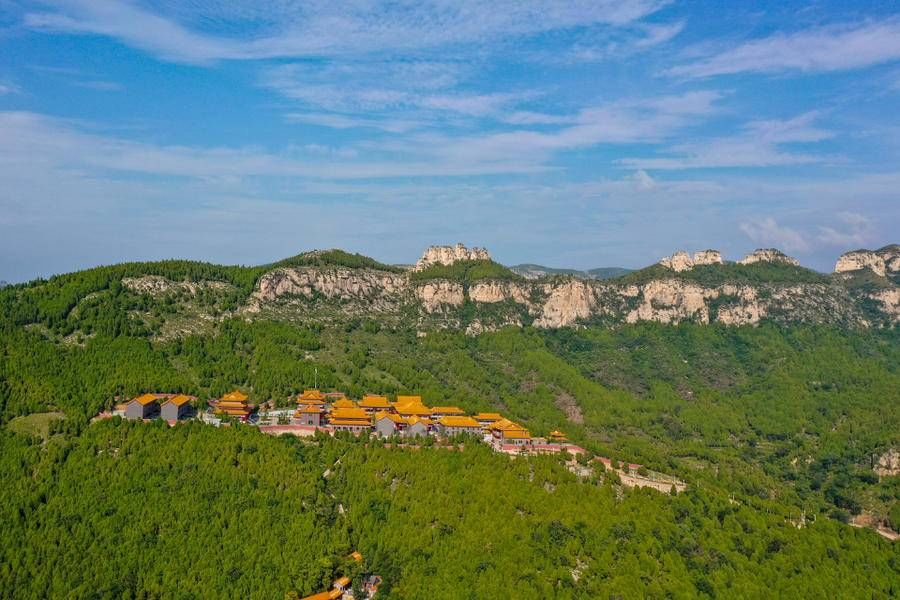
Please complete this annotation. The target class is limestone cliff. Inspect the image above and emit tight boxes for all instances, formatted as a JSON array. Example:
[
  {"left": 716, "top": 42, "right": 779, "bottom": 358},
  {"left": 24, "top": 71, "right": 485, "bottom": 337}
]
[
  {"left": 231, "top": 244, "right": 898, "bottom": 332},
  {"left": 413, "top": 243, "right": 490, "bottom": 271},
  {"left": 835, "top": 250, "right": 887, "bottom": 277},
  {"left": 739, "top": 248, "right": 800, "bottom": 266},
  {"left": 834, "top": 245, "right": 900, "bottom": 277},
  {"left": 659, "top": 250, "right": 723, "bottom": 272}
]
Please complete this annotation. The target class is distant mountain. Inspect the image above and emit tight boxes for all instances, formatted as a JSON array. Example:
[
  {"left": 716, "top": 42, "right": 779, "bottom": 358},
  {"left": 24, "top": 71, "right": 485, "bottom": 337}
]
[{"left": 509, "top": 264, "right": 632, "bottom": 280}]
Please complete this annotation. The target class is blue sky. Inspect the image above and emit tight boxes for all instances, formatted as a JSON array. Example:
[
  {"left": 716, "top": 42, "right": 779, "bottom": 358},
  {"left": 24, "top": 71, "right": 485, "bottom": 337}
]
[{"left": 1, "top": 0, "right": 899, "bottom": 282}]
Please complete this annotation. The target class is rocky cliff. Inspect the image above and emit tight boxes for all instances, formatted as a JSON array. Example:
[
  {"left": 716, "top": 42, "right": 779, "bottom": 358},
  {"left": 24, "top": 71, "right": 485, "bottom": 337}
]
[
  {"left": 236, "top": 246, "right": 898, "bottom": 332},
  {"left": 835, "top": 245, "right": 900, "bottom": 278},
  {"left": 739, "top": 249, "right": 800, "bottom": 266},
  {"left": 659, "top": 250, "right": 724, "bottom": 272},
  {"left": 413, "top": 243, "right": 490, "bottom": 271},
  {"left": 107, "top": 244, "right": 880, "bottom": 333}
]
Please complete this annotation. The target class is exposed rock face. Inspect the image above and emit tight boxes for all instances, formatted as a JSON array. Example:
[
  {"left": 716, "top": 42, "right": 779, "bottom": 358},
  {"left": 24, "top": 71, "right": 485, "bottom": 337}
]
[
  {"left": 469, "top": 281, "right": 533, "bottom": 307},
  {"left": 835, "top": 250, "right": 886, "bottom": 276},
  {"left": 693, "top": 250, "right": 724, "bottom": 266},
  {"left": 413, "top": 243, "right": 490, "bottom": 271},
  {"left": 248, "top": 267, "right": 408, "bottom": 316},
  {"left": 659, "top": 251, "right": 695, "bottom": 272},
  {"left": 534, "top": 280, "right": 596, "bottom": 328},
  {"left": 660, "top": 250, "right": 723, "bottom": 271},
  {"left": 874, "top": 449, "right": 900, "bottom": 478},
  {"left": 415, "top": 280, "right": 465, "bottom": 313},
  {"left": 122, "top": 276, "right": 232, "bottom": 295},
  {"left": 739, "top": 248, "right": 800, "bottom": 266},
  {"left": 235, "top": 244, "right": 897, "bottom": 332}
]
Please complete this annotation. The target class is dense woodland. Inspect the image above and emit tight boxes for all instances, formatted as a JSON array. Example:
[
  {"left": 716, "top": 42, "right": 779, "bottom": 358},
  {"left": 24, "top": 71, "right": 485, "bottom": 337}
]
[{"left": 0, "top": 259, "right": 898, "bottom": 598}]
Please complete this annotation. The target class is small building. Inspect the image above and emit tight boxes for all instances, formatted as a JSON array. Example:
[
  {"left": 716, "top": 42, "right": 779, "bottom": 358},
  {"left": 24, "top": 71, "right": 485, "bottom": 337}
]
[
  {"left": 503, "top": 428, "right": 532, "bottom": 447},
  {"left": 125, "top": 393, "right": 160, "bottom": 420},
  {"left": 474, "top": 412, "right": 504, "bottom": 427},
  {"left": 548, "top": 430, "right": 568, "bottom": 443},
  {"left": 404, "top": 416, "right": 431, "bottom": 438},
  {"left": 374, "top": 411, "right": 406, "bottom": 437},
  {"left": 359, "top": 394, "right": 392, "bottom": 414},
  {"left": 294, "top": 405, "right": 324, "bottom": 427},
  {"left": 297, "top": 389, "right": 326, "bottom": 408},
  {"left": 394, "top": 399, "right": 432, "bottom": 419},
  {"left": 215, "top": 390, "right": 252, "bottom": 420},
  {"left": 333, "top": 577, "right": 351, "bottom": 594},
  {"left": 489, "top": 418, "right": 531, "bottom": 446},
  {"left": 436, "top": 415, "right": 482, "bottom": 437},
  {"left": 430, "top": 406, "right": 465, "bottom": 418},
  {"left": 331, "top": 397, "right": 358, "bottom": 410},
  {"left": 160, "top": 394, "right": 193, "bottom": 421},
  {"left": 329, "top": 407, "right": 372, "bottom": 434}
]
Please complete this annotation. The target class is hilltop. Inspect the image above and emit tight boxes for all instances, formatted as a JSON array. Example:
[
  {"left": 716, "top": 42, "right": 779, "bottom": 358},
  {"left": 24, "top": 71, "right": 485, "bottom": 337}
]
[{"left": 2, "top": 243, "right": 897, "bottom": 343}]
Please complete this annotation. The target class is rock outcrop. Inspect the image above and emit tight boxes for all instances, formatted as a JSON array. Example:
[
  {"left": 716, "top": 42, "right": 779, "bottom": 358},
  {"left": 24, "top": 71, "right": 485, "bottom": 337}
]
[
  {"left": 415, "top": 281, "right": 465, "bottom": 313},
  {"left": 835, "top": 250, "right": 887, "bottom": 277},
  {"left": 693, "top": 250, "right": 725, "bottom": 266},
  {"left": 874, "top": 448, "right": 900, "bottom": 478},
  {"left": 534, "top": 280, "right": 597, "bottom": 328},
  {"left": 659, "top": 250, "right": 723, "bottom": 272},
  {"left": 739, "top": 248, "right": 800, "bottom": 266},
  {"left": 414, "top": 243, "right": 490, "bottom": 271}
]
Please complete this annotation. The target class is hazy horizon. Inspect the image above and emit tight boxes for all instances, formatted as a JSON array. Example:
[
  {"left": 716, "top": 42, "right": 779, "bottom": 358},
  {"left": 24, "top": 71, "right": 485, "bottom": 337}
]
[{"left": 2, "top": 1, "right": 899, "bottom": 282}]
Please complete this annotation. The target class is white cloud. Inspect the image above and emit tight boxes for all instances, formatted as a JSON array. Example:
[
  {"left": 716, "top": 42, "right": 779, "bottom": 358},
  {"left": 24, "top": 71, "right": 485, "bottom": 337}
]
[
  {"left": 424, "top": 90, "right": 723, "bottom": 166},
  {"left": 817, "top": 212, "right": 877, "bottom": 247},
  {"left": 739, "top": 218, "right": 810, "bottom": 253},
  {"left": 619, "top": 111, "right": 835, "bottom": 170},
  {"left": 25, "top": 0, "right": 669, "bottom": 64},
  {"left": 261, "top": 61, "right": 525, "bottom": 118},
  {"left": 284, "top": 113, "right": 423, "bottom": 133},
  {"left": 670, "top": 19, "right": 900, "bottom": 78},
  {"left": 0, "top": 82, "right": 21, "bottom": 95}
]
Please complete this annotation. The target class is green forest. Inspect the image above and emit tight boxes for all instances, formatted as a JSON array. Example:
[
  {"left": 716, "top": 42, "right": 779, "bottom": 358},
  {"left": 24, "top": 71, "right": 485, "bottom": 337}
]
[{"left": 0, "top": 259, "right": 898, "bottom": 598}]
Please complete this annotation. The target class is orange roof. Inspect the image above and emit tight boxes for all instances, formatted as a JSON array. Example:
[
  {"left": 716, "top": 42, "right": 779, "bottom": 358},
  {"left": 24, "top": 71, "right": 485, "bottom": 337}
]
[
  {"left": 300, "top": 389, "right": 326, "bottom": 401},
  {"left": 300, "top": 592, "right": 333, "bottom": 600},
  {"left": 405, "top": 416, "right": 432, "bottom": 427},
  {"left": 298, "top": 406, "right": 324, "bottom": 414},
  {"left": 330, "top": 407, "right": 369, "bottom": 420},
  {"left": 395, "top": 404, "right": 431, "bottom": 416},
  {"left": 332, "top": 398, "right": 357, "bottom": 409},
  {"left": 349, "top": 551, "right": 363, "bottom": 561},
  {"left": 165, "top": 394, "right": 192, "bottom": 407},
  {"left": 549, "top": 430, "right": 567, "bottom": 438},
  {"left": 474, "top": 412, "right": 503, "bottom": 421},
  {"left": 333, "top": 577, "right": 351, "bottom": 588},
  {"left": 375, "top": 411, "right": 405, "bottom": 424},
  {"left": 438, "top": 415, "right": 481, "bottom": 428},
  {"left": 221, "top": 390, "right": 248, "bottom": 402},
  {"left": 395, "top": 395, "right": 422, "bottom": 405},
  {"left": 491, "top": 418, "right": 526, "bottom": 432},
  {"left": 216, "top": 407, "right": 251, "bottom": 416},
  {"left": 431, "top": 406, "right": 465, "bottom": 415},
  {"left": 132, "top": 393, "right": 159, "bottom": 406},
  {"left": 359, "top": 395, "right": 392, "bottom": 409},
  {"left": 504, "top": 429, "right": 531, "bottom": 439}
]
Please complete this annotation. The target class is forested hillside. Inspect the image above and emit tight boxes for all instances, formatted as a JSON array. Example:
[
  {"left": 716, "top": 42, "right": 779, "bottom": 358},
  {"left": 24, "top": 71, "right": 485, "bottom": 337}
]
[{"left": 0, "top": 255, "right": 898, "bottom": 598}]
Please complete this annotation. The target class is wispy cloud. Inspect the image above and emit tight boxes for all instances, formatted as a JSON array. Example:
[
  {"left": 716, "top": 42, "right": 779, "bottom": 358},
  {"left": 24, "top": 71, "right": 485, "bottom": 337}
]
[
  {"left": 25, "top": 0, "right": 669, "bottom": 64},
  {"left": 739, "top": 217, "right": 810, "bottom": 253},
  {"left": 422, "top": 90, "right": 723, "bottom": 166},
  {"left": 670, "top": 19, "right": 900, "bottom": 78},
  {"left": 262, "top": 61, "right": 524, "bottom": 118},
  {"left": 619, "top": 111, "right": 835, "bottom": 169},
  {"left": 817, "top": 212, "right": 877, "bottom": 248}
]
